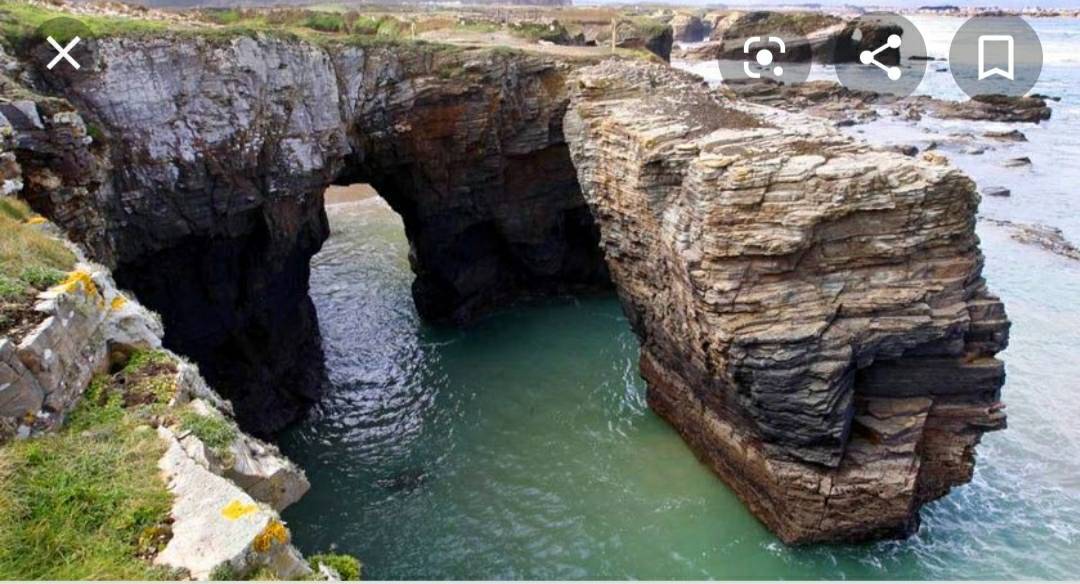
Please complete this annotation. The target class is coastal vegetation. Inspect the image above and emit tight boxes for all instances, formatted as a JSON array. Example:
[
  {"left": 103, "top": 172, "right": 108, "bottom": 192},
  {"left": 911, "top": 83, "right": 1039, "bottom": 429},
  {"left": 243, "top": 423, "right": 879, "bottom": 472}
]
[
  {"left": 178, "top": 405, "right": 237, "bottom": 460},
  {"left": 0, "top": 350, "right": 178, "bottom": 579},
  {"left": 0, "top": 333, "right": 364, "bottom": 579},
  {"left": 309, "top": 553, "right": 363, "bottom": 580},
  {"left": 0, "top": 197, "right": 74, "bottom": 336},
  {"left": 0, "top": 0, "right": 668, "bottom": 62}
]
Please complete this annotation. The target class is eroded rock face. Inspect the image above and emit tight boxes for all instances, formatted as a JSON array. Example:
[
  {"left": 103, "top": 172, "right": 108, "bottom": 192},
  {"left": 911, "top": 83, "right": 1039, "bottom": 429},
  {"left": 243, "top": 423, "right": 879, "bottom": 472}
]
[
  {"left": 12, "top": 36, "right": 342, "bottom": 433},
  {"left": 564, "top": 62, "right": 1008, "bottom": 543},
  {"left": 0, "top": 260, "right": 163, "bottom": 440},
  {"left": 681, "top": 12, "right": 900, "bottom": 66},
  {"left": 13, "top": 36, "right": 608, "bottom": 430},
  {"left": 335, "top": 44, "right": 610, "bottom": 323},
  {"left": 669, "top": 13, "right": 709, "bottom": 43},
  {"left": 10, "top": 26, "right": 1011, "bottom": 544}
]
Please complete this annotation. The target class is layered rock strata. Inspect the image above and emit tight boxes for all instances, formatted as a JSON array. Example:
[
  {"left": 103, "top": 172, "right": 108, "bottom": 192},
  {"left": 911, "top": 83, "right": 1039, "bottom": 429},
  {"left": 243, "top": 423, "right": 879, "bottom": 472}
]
[
  {"left": 564, "top": 62, "right": 1009, "bottom": 543},
  {"left": 0, "top": 260, "right": 163, "bottom": 439},
  {"left": 712, "top": 78, "right": 1054, "bottom": 127},
  {"left": 338, "top": 44, "right": 610, "bottom": 322},
  {"left": 8, "top": 36, "right": 609, "bottom": 430},
  {"left": 680, "top": 11, "right": 898, "bottom": 65},
  {"left": 6, "top": 18, "right": 1012, "bottom": 544},
  {"left": 668, "top": 13, "right": 709, "bottom": 43}
]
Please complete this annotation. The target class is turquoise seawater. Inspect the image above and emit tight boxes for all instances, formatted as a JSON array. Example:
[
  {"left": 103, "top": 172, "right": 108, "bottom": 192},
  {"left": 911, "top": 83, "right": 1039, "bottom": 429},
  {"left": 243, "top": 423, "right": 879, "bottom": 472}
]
[{"left": 280, "top": 17, "right": 1080, "bottom": 580}]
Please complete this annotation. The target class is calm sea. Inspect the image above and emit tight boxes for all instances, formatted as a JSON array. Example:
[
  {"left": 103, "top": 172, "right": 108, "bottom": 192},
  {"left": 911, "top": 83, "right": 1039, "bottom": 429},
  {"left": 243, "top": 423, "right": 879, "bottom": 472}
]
[{"left": 280, "top": 17, "right": 1080, "bottom": 579}]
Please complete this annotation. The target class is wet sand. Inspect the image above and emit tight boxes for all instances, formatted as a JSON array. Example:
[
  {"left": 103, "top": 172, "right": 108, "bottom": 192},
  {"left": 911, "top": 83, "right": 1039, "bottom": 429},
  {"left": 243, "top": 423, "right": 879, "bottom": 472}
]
[{"left": 324, "top": 184, "right": 378, "bottom": 206}]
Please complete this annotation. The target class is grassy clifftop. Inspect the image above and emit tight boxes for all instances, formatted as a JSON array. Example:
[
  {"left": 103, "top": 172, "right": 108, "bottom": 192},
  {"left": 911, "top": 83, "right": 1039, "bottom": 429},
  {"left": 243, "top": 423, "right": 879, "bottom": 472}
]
[
  {"left": 0, "top": 1, "right": 664, "bottom": 62},
  {"left": 0, "top": 0, "right": 429, "bottom": 47},
  {"left": 0, "top": 350, "right": 179, "bottom": 579},
  {"left": 0, "top": 198, "right": 74, "bottom": 338}
]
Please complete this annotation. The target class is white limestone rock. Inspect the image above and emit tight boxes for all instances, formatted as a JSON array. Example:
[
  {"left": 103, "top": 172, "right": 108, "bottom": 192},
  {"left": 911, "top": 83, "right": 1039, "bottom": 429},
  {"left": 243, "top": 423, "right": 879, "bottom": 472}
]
[{"left": 155, "top": 428, "right": 311, "bottom": 580}]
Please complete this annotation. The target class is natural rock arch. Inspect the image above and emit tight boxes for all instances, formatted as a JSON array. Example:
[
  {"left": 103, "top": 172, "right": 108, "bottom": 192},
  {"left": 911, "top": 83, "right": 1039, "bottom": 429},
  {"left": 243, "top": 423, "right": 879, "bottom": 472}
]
[{"left": 6, "top": 34, "right": 1007, "bottom": 544}]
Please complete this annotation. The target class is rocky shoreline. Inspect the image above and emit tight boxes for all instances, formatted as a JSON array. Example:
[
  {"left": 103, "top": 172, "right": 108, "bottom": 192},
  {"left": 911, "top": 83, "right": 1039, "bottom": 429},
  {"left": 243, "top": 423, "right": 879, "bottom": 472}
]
[{"left": 1, "top": 0, "right": 1019, "bottom": 559}]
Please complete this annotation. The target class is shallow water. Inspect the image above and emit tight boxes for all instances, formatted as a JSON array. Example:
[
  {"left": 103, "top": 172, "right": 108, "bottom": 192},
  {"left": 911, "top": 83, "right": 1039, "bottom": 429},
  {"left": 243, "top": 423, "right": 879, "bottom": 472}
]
[{"left": 280, "top": 17, "right": 1080, "bottom": 580}]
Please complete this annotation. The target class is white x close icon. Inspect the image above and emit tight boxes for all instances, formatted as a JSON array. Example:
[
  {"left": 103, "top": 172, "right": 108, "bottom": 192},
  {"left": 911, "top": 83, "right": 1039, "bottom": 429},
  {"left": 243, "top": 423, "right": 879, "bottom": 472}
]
[{"left": 46, "top": 35, "right": 81, "bottom": 70}]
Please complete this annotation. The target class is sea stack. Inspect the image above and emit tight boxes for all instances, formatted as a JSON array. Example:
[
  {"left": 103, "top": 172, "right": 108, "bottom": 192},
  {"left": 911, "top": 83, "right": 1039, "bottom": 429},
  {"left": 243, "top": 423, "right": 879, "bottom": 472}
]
[{"left": 564, "top": 61, "right": 1009, "bottom": 543}]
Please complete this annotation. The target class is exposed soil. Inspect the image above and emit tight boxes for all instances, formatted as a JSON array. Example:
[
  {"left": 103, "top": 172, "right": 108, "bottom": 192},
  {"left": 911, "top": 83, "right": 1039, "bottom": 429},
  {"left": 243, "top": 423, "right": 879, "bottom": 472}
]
[
  {"left": 0, "top": 298, "right": 46, "bottom": 344},
  {"left": 120, "top": 361, "right": 180, "bottom": 408}
]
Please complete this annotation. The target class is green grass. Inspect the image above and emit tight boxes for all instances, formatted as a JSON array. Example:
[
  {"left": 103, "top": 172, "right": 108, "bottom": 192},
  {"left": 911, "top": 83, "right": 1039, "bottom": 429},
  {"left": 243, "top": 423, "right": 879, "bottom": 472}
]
[
  {"left": 0, "top": 0, "right": 436, "bottom": 53},
  {"left": 0, "top": 197, "right": 75, "bottom": 304},
  {"left": 0, "top": 275, "right": 21, "bottom": 300},
  {"left": 179, "top": 408, "right": 237, "bottom": 453},
  {"left": 509, "top": 21, "right": 568, "bottom": 43},
  {"left": 309, "top": 553, "right": 362, "bottom": 580},
  {"left": 18, "top": 265, "right": 65, "bottom": 289},
  {"left": 0, "top": 196, "right": 32, "bottom": 221},
  {"left": 455, "top": 20, "right": 500, "bottom": 34},
  {"left": 0, "top": 0, "right": 171, "bottom": 46},
  {"left": 626, "top": 16, "right": 669, "bottom": 38},
  {"left": 302, "top": 11, "right": 345, "bottom": 33},
  {"left": 0, "top": 350, "right": 187, "bottom": 578},
  {"left": 0, "top": 373, "right": 176, "bottom": 579},
  {"left": 202, "top": 8, "right": 244, "bottom": 26},
  {"left": 122, "top": 349, "right": 174, "bottom": 376}
]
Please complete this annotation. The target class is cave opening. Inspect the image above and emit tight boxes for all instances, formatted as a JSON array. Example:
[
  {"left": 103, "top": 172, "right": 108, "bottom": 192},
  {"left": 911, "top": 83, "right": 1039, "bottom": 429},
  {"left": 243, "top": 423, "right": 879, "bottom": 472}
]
[{"left": 277, "top": 179, "right": 680, "bottom": 579}]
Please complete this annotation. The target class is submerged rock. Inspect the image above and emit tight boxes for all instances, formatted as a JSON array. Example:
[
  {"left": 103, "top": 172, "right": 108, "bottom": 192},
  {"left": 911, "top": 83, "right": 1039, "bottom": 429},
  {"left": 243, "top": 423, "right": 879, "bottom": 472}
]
[
  {"left": 983, "top": 186, "right": 1011, "bottom": 198},
  {"left": 926, "top": 94, "right": 1052, "bottom": 123},
  {"left": 565, "top": 61, "right": 1008, "bottom": 543},
  {"left": 985, "top": 219, "right": 1080, "bottom": 261},
  {"left": 984, "top": 129, "right": 1028, "bottom": 142}
]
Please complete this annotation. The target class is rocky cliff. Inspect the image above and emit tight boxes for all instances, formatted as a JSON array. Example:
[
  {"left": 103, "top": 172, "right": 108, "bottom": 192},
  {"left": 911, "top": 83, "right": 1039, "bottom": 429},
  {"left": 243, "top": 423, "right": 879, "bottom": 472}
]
[
  {"left": 6, "top": 35, "right": 609, "bottom": 432},
  {"left": 4, "top": 16, "right": 1009, "bottom": 545},
  {"left": 0, "top": 226, "right": 313, "bottom": 579},
  {"left": 564, "top": 62, "right": 1008, "bottom": 543},
  {"left": 680, "top": 11, "right": 902, "bottom": 66}
]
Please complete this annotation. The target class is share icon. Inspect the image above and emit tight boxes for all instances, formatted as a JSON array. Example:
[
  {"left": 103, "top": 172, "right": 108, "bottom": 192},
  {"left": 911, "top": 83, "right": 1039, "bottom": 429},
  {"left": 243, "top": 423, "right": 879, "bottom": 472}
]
[{"left": 860, "top": 34, "right": 903, "bottom": 81}]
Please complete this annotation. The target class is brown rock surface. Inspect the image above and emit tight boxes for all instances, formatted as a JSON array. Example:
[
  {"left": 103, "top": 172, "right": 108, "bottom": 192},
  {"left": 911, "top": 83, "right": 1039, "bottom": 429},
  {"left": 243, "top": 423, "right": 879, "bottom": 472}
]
[
  {"left": 5, "top": 35, "right": 610, "bottom": 431},
  {"left": 4, "top": 11, "right": 1013, "bottom": 544},
  {"left": 722, "top": 79, "right": 1054, "bottom": 126},
  {"left": 683, "top": 11, "right": 898, "bottom": 65},
  {"left": 564, "top": 61, "right": 1009, "bottom": 543},
  {"left": 669, "top": 13, "right": 709, "bottom": 43},
  {"left": 908, "top": 94, "right": 1053, "bottom": 123}
]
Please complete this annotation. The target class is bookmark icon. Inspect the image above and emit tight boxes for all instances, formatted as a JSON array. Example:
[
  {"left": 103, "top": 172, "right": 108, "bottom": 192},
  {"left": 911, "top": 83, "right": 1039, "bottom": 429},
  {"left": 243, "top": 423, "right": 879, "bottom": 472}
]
[{"left": 978, "top": 35, "right": 1015, "bottom": 80}]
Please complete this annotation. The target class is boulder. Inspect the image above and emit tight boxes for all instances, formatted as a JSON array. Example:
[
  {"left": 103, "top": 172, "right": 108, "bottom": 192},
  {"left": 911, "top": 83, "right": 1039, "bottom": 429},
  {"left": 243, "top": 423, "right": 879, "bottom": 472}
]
[{"left": 984, "top": 129, "right": 1028, "bottom": 142}]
